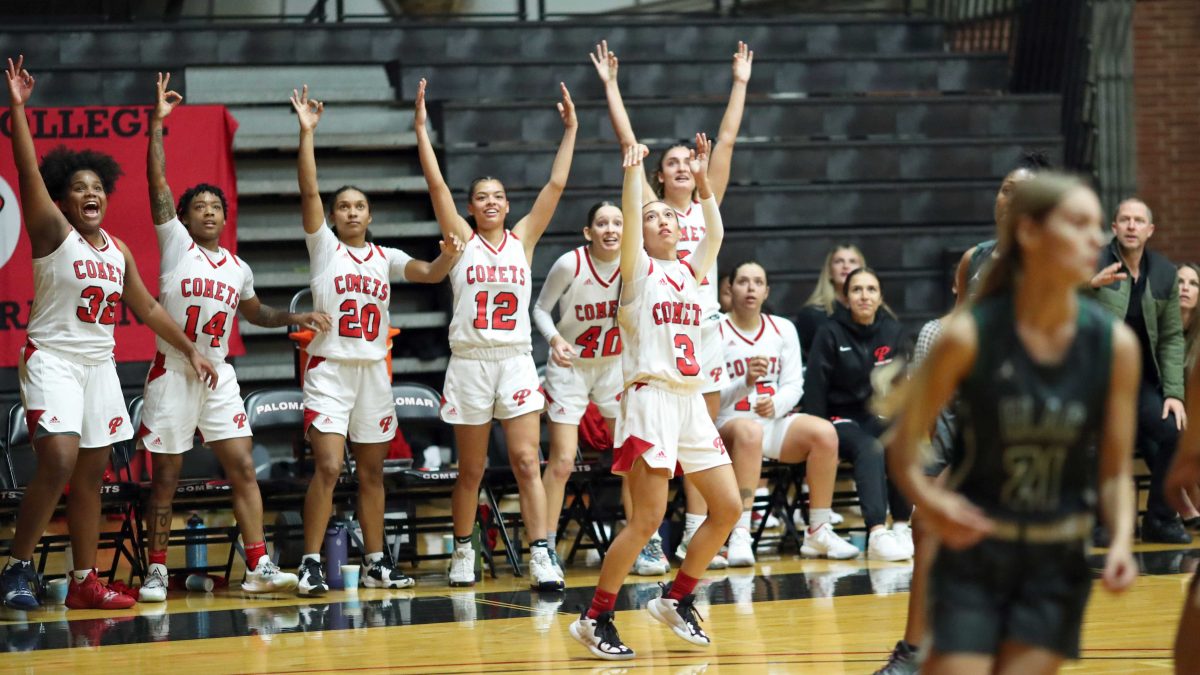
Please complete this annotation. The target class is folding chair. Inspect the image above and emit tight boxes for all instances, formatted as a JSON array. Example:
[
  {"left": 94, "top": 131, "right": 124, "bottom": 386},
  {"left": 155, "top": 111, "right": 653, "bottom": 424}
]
[
  {"left": 0, "top": 403, "right": 142, "bottom": 582},
  {"left": 242, "top": 388, "right": 313, "bottom": 566}
]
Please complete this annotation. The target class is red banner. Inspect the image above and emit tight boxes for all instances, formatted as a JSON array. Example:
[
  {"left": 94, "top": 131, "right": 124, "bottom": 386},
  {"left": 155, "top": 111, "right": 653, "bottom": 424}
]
[{"left": 0, "top": 105, "right": 240, "bottom": 366}]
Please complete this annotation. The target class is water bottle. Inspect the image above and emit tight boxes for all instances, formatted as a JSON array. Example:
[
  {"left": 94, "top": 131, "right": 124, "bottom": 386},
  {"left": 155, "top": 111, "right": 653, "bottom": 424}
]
[
  {"left": 324, "top": 521, "right": 348, "bottom": 590},
  {"left": 186, "top": 513, "right": 207, "bottom": 570}
]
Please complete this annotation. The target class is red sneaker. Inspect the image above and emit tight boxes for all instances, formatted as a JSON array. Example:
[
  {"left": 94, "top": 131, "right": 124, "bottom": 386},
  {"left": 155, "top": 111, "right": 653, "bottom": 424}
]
[{"left": 65, "top": 570, "right": 137, "bottom": 610}]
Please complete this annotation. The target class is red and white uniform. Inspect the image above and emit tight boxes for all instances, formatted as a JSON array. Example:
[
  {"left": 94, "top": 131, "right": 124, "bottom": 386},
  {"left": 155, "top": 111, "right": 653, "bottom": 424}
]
[
  {"left": 138, "top": 217, "right": 254, "bottom": 454},
  {"left": 19, "top": 228, "right": 132, "bottom": 447},
  {"left": 533, "top": 246, "right": 623, "bottom": 424},
  {"left": 612, "top": 249, "right": 728, "bottom": 476},
  {"left": 715, "top": 314, "right": 807, "bottom": 460},
  {"left": 675, "top": 200, "right": 725, "bottom": 394},
  {"left": 440, "top": 230, "right": 543, "bottom": 425},
  {"left": 303, "top": 224, "right": 411, "bottom": 442}
]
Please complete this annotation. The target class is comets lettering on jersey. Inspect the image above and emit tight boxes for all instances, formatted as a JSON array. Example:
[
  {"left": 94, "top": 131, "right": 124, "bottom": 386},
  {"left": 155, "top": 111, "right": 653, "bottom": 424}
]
[
  {"left": 574, "top": 300, "right": 618, "bottom": 322},
  {"left": 72, "top": 259, "right": 124, "bottom": 286},
  {"left": 333, "top": 273, "right": 389, "bottom": 301},
  {"left": 179, "top": 277, "right": 241, "bottom": 310},
  {"left": 465, "top": 264, "right": 527, "bottom": 286},
  {"left": 651, "top": 301, "right": 702, "bottom": 326}
]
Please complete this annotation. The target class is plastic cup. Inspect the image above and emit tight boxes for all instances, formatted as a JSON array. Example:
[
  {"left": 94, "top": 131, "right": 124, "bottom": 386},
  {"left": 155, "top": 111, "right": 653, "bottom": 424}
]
[
  {"left": 850, "top": 531, "right": 867, "bottom": 552},
  {"left": 45, "top": 578, "right": 69, "bottom": 604},
  {"left": 185, "top": 573, "right": 214, "bottom": 592},
  {"left": 443, "top": 534, "right": 454, "bottom": 554},
  {"left": 340, "top": 564, "right": 360, "bottom": 589}
]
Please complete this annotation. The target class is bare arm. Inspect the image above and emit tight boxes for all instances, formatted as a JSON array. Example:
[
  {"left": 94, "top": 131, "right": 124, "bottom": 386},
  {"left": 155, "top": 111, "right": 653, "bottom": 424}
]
[
  {"left": 147, "top": 72, "right": 182, "bottom": 226},
  {"left": 590, "top": 42, "right": 657, "bottom": 201},
  {"left": 513, "top": 83, "right": 578, "bottom": 261},
  {"left": 239, "top": 295, "right": 331, "bottom": 331},
  {"left": 414, "top": 79, "right": 472, "bottom": 244},
  {"left": 5, "top": 56, "right": 69, "bottom": 258},
  {"left": 619, "top": 144, "right": 648, "bottom": 300},
  {"left": 687, "top": 133, "right": 722, "bottom": 283},
  {"left": 290, "top": 85, "right": 326, "bottom": 235},
  {"left": 1098, "top": 323, "right": 1140, "bottom": 592},
  {"left": 403, "top": 232, "right": 465, "bottom": 283},
  {"left": 117, "top": 239, "right": 218, "bottom": 388},
  {"left": 708, "top": 41, "right": 753, "bottom": 204}
]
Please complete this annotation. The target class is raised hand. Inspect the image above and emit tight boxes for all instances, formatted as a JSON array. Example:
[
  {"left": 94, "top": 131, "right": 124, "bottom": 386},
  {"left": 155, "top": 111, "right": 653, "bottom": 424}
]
[
  {"left": 556, "top": 82, "right": 577, "bottom": 129},
  {"left": 414, "top": 78, "right": 429, "bottom": 129},
  {"left": 439, "top": 231, "right": 466, "bottom": 258},
  {"left": 688, "top": 132, "right": 712, "bottom": 182},
  {"left": 623, "top": 143, "right": 648, "bottom": 169},
  {"left": 589, "top": 40, "right": 619, "bottom": 84},
  {"left": 6, "top": 55, "right": 35, "bottom": 107},
  {"left": 732, "top": 41, "right": 754, "bottom": 84},
  {"left": 154, "top": 72, "right": 183, "bottom": 121},
  {"left": 290, "top": 85, "right": 324, "bottom": 132},
  {"left": 1090, "top": 262, "right": 1128, "bottom": 289}
]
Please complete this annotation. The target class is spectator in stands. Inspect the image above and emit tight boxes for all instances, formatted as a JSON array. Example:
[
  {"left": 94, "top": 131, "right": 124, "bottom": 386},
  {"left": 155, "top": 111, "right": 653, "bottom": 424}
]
[
  {"left": 716, "top": 260, "right": 859, "bottom": 566},
  {"left": 796, "top": 244, "right": 867, "bottom": 354},
  {"left": 803, "top": 267, "right": 912, "bottom": 562},
  {"left": 1088, "top": 198, "right": 1190, "bottom": 544},
  {"left": 1179, "top": 263, "right": 1200, "bottom": 373}
]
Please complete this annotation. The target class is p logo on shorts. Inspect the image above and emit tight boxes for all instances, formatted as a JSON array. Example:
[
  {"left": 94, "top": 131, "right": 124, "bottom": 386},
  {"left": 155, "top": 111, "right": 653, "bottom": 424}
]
[
  {"left": 512, "top": 389, "right": 532, "bottom": 407},
  {"left": 233, "top": 413, "right": 247, "bottom": 429},
  {"left": 108, "top": 417, "right": 124, "bottom": 435},
  {"left": 709, "top": 367, "right": 723, "bottom": 382},
  {"left": 714, "top": 437, "right": 727, "bottom": 455},
  {"left": 379, "top": 417, "right": 392, "bottom": 433}
]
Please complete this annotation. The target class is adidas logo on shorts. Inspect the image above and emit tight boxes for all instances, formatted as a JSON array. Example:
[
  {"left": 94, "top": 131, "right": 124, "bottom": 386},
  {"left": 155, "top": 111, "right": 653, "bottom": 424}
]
[
  {"left": 322, "top": 417, "right": 332, "bottom": 424},
  {"left": 151, "top": 438, "right": 162, "bottom": 447},
  {"left": 48, "top": 416, "right": 59, "bottom": 424},
  {"left": 655, "top": 450, "right": 667, "bottom": 459}
]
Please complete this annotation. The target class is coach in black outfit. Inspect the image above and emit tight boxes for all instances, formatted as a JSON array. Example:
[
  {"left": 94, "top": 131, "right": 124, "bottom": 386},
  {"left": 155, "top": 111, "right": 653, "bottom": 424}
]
[{"left": 1089, "top": 197, "right": 1190, "bottom": 543}]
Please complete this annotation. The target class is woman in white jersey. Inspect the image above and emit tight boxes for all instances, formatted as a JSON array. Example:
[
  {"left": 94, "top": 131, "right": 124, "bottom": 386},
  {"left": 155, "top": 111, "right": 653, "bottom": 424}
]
[
  {"left": 592, "top": 41, "right": 752, "bottom": 564},
  {"left": 570, "top": 137, "right": 740, "bottom": 661},
  {"left": 137, "top": 74, "right": 327, "bottom": 603},
  {"left": 0, "top": 56, "right": 218, "bottom": 611},
  {"left": 292, "top": 86, "right": 462, "bottom": 597},
  {"left": 414, "top": 78, "right": 576, "bottom": 591},
  {"left": 715, "top": 260, "right": 860, "bottom": 566},
  {"left": 532, "top": 201, "right": 629, "bottom": 574}
]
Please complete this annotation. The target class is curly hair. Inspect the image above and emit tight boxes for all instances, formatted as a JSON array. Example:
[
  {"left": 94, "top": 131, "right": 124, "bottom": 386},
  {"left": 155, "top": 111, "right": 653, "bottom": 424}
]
[
  {"left": 38, "top": 145, "right": 123, "bottom": 200},
  {"left": 176, "top": 183, "right": 229, "bottom": 218}
]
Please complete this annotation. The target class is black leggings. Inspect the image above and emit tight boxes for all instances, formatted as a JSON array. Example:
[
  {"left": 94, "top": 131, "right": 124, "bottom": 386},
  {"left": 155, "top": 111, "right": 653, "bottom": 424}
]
[
  {"left": 1136, "top": 380, "right": 1180, "bottom": 520},
  {"left": 832, "top": 413, "right": 912, "bottom": 529}
]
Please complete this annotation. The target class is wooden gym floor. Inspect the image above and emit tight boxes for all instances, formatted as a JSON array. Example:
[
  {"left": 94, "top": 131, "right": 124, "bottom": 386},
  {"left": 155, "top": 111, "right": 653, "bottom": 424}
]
[{"left": 0, "top": 535, "right": 1193, "bottom": 674}]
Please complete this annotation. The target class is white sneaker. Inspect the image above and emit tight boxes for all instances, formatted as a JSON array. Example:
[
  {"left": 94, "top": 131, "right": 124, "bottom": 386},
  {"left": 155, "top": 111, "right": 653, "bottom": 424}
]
[
  {"left": 868, "top": 528, "right": 912, "bottom": 562},
  {"left": 138, "top": 563, "right": 168, "bottom": 603},
  {"left": 569, "top": 611, "right": 635, "bottom": 660},
  {"left": 725, "top": 527, "right": 755, "bottom": 567},
  {"left": 801, "top": 523, "right": 861, "bottom": 560},
  {"left": 647, "top": 586, "right": 711, "bottom": 646},
  {"left": 675, "top": 535, "right": 728, "bottom": 570},
  {"left": 449, "top": 546, "right": 476, "bottom": 587},
  {"left": 633, "top": 534, "right": 670, "bottom": 576},
  {"left": 892, "top": 522, "right": 915, "bottom": 557},
  {"left": 296, "top": 558, "right": 328, "bottom": 597},
  {"left": 529, "top": 546, "right": 564, "bottom": 591},
  {"left": 242, "top": 557, "right": 299, "bottom": 594},
  {"left": 363, "top": 560, "right": 415, "bottom": 589}
]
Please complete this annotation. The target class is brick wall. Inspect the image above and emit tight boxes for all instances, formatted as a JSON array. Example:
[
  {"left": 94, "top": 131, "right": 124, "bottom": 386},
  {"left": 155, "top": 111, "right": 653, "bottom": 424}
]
[{"left": 1134, "top": 0, "right": 1200, "bottom": 263}]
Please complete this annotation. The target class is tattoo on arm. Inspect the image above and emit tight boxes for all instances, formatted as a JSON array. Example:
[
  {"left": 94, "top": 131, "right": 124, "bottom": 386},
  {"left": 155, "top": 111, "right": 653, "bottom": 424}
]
[
  {"left": 149, "top": 126, "right": 176, "bottom": 224},
  {"left": 250, "top": 304, "right": 292, "bottom": 328},
  {"left": 151, "top": 505, "right": 172, "bottom": 553}
]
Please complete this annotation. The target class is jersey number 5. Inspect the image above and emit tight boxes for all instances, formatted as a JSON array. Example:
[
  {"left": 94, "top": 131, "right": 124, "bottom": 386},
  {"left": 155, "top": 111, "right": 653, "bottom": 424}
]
[
  {"left": 673, "top": 334, "right": 700, "bottom": 376},
  {"left": 734, "top": 381, "right": 776, "bottom": 411},
  {"left": 76, "top": 286, "right": 121, "bottom": 325},
  {"left": 473, "top": 291, "right": 517, "bottom": 331}
]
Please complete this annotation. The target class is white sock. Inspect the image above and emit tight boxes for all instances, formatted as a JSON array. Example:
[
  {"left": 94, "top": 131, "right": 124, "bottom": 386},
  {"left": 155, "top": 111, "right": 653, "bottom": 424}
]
[
  {"left": 737, "top": 510, "right": 752, "bottom": 531},
  {"left": 70, "top": 569, "right": 91, "bottom": 583},
  {"left": 455, "top": 537, "right": 473, "bottom": 552},
  {"left": 365, "top": 551, "right": 385, "bottom": 567},
  {"left": 302, "top": 553, "right": 321, "bottom": 564},
  {"left": 810, "top": 508, "right": 832, "bottom": 529},
  {"left": 684, "top": 513, "right": 706, "bottom": 539}
]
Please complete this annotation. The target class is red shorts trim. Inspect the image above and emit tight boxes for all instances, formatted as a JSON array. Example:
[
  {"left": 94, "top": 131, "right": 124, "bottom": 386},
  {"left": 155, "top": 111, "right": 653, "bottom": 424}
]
[
  {"left": 146, "top": 351, "right": 167, "bottom": 384},
  {"left": 613, "top": 434, "right": 653, "bottom": 474}
]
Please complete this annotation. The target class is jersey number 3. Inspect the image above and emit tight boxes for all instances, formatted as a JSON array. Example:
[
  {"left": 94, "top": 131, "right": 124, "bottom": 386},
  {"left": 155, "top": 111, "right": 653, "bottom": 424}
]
[{"left": 673, "top": 334, "right": 700, "bottom": 376}]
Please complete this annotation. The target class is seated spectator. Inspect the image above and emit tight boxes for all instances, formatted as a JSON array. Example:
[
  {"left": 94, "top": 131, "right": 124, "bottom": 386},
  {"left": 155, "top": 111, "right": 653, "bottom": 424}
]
[
  {"left": 1180, "top": 263, "right": 1200, "bottom": 373},
  {"left": 716, "top": 261, "right": 859, "bottom": 566},
  {"left": 803, "top": 267, "right": 912, "bottom": 562},
  {"left": 796, "top": 244, "right": 867, "bottom": 354}
]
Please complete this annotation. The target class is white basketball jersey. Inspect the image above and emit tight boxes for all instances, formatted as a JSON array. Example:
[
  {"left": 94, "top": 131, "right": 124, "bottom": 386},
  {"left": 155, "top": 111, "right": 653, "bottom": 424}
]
[
  {"left": 718, "top": 314, "right": 791, "bottom": 420},
  {"left": 675, "top": 200, "right": 720, "bottom": 319},
  {"left": 155, "top": 217, "right": 254, "bottom": 368},
  {"left": 27, "top": 228, "right": 126, "bottom": 363},
  {"left": 448, "top": 230, "right": 532, "bottom": 358},
  {"left": 306, "top": 225, "right": 412, "bottom": 361},
  {"left": 553, "top": 246, "right": 621, "bottom": 363},
  {"left": 619, "top": 250, "right": 703, "bottom": 393}
]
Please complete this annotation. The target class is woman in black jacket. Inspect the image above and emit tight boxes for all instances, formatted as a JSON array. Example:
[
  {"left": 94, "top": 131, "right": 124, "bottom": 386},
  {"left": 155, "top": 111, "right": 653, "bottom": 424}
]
[{"left": 804, "top": 267, "right": 912, "bottom": 562}]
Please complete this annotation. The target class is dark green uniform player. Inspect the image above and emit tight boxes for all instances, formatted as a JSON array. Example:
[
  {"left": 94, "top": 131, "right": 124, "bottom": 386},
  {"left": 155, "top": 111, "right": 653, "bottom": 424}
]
[{"left": 931, "top": 291, "right": 1114, "bottom": 659}]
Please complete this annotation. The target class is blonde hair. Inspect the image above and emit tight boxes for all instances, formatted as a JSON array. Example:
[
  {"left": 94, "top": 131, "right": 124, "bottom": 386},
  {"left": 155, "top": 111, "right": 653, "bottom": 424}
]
[
  {"left": 1180, "top": 263, "right": 1200, "bottom": 373},
  {"left": 805, "top": 244, "right": 867, "bottom": 314},
  {"left": 975, "top": 172, "right": 1090, "bottom": 302}
]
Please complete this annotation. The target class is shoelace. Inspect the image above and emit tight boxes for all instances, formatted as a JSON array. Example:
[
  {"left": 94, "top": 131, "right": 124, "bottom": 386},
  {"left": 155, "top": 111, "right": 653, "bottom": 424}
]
[
  {"left": 676, "top": 596, "right": 706, "bottom": 628},
  {"left": 594, "top": 613, "right": 626, "bottom": 650},
  {"left": 646, "top": 538, "right": 666, "bottom": 559},
  {"left": 258, "top": 560, "right": 281, "bottom": 576}
]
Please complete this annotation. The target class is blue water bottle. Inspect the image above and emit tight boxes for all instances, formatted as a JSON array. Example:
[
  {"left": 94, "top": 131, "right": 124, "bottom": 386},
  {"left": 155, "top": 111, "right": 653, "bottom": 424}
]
[
  {"left": 324, "top": 520, "right": 348, "bottom": 590},
  {"left": 186, "top": 513, "right": 207, "bottom": 569}
]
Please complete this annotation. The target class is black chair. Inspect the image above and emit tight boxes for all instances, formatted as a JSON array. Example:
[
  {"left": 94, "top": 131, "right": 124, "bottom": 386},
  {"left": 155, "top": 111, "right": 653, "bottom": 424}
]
[
  {"left": 127, "top": 396, "right": 243, "bottom": 581},
  {"left": 243, "top": 387, "right": 315, "bottom": 567},
  {"left": 0, "top": 402, "right": 142, "bottom": 582}
]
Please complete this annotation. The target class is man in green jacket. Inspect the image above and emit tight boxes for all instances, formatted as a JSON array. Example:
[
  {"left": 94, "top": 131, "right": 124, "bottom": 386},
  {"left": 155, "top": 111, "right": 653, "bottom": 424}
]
[{"left": 1090, "top": 197, "right": 1190, "bottom": 543}]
